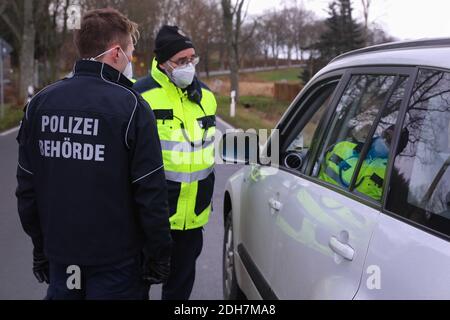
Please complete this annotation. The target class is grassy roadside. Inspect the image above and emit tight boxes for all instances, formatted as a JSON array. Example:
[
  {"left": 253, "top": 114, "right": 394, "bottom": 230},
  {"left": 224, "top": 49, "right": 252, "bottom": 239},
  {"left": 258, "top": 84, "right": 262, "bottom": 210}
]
[
  {"left": 216, "top": 95, "right": 289, "bottom": 131},
  {"left": 0, "top": 105, "right": 23, "bottom": 132},
  {"left": 205, "top": 67, "right": 303, "bottom": 84},
  {"left": 248, "top": 67, "right": 303, "bottom": 83},
  {"left": 210, "top": 68, "right": 301, "bottom": 130}
]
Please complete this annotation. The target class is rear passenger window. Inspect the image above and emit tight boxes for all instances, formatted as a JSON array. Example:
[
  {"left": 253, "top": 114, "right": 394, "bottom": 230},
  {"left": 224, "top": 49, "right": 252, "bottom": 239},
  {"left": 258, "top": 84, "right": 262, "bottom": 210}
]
[
  {"left": 312, "top": 75, "right": 397, "bottom": 200},
  {"left": 353, "top": 76, "right": 409, "bottom": 201},
  {"left": 387, "top": 69, "right": 450, "bottom": 237}
]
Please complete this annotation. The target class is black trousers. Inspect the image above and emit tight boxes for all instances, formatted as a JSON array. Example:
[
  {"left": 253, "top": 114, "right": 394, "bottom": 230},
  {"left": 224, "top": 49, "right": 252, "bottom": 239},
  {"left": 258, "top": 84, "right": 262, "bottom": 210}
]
[
  {"left": 45, "top": 255, "right": 149, "bottom": 300},
  {"left": 161, "top": 228, "right": 203, "bottom": 300}
]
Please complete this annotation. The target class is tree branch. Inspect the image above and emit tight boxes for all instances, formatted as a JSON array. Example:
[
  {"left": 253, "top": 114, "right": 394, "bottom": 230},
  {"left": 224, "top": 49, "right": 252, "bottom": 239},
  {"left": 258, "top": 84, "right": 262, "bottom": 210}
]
[
  {"left": 0, "top": 2, "right": 8, "bottom": 16},
  {"left": 1, "top": 11, "right": 22, "bottom": 41},
  {"left": 11, "top": 0, "right": 21, "bottom": 22}
]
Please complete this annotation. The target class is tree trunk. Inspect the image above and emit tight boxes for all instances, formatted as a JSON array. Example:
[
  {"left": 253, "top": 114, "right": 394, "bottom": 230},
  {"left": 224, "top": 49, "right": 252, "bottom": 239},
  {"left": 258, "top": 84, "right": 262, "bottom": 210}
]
[
  {"left": 230, "top": 39, "right": 240, "bottom": 102},
  {"left": 275, "top": 48, "right": 279, "bottom": 69},
  {"left": 221, "top": 0, "right": 240, "bottom": 103},
  {"left": 219, "top": 42, "right": 226, "bottom": 70},
  {"left": 203, "top": 46, "right": 210, "bottom": 79},
  {"left": 264, "top": 49, "right": 268, "bottom": 67},
  {"left": 287, "top": 45, "right": 292, "bottom": 67},
  {"left": 19, "top": 0, "right": 35, "bottom": 104}
]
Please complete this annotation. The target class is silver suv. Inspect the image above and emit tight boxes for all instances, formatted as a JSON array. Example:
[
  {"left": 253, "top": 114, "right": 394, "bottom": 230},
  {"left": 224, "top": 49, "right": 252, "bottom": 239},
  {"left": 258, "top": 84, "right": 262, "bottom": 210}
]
[{"left": 221, "top": 39, "right": 450, "bottom": 300}]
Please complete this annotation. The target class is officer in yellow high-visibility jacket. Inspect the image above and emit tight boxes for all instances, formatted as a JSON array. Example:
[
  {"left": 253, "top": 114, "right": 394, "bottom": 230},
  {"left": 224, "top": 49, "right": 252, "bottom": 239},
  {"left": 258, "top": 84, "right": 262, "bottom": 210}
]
[
  {"left": 318, "top": 138, "right": 388, "bottom": 201},
  {"left": 134, "top": 25, "right": 217, "bottom": 300}
]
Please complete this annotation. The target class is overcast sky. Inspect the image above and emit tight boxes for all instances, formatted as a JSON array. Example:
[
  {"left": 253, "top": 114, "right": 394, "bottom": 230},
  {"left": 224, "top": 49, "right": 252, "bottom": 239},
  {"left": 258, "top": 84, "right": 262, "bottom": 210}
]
[{"left": 247, "top": 0, "right": 450, "bottom": 40}]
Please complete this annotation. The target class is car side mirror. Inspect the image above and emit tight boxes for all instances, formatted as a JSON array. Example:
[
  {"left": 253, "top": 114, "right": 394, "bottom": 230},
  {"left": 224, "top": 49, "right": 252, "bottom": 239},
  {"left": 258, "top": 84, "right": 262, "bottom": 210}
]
[{"left": 220, "top": 130, "right": 259, "bottom": 165}]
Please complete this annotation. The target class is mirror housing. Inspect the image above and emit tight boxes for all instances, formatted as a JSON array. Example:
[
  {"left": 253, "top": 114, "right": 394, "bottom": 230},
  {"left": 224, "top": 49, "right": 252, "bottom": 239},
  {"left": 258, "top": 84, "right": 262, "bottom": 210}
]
[{"left": 220, "top": 130, "right": 259, "bottom": 165}]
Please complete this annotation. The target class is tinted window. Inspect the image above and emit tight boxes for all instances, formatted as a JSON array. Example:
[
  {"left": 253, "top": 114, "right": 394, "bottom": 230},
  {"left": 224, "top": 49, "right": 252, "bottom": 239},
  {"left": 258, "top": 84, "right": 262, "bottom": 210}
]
[
  {"left": 387, "top": 69, "right": 450, "bottom": 237},
  {"left": 312, "top": 75, "right": 397, "bottom": 200},
  {"left": 353, "top": 76, "right": 409, "bottom": 201}
]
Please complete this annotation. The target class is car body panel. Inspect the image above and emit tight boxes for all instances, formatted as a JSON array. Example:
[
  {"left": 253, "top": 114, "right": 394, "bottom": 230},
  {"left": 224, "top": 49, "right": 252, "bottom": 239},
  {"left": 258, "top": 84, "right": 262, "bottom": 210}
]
[
  {"left": 355, "top": 213, "right": 450, "bottom": 299},
  {"left": 238, "top": 165, "right": 282, "bottom": 297},
  {"left": 268, "top": 170, "right": 379, "bottom": 299},
  {"left": 223, "top": 39, "right": 450, "bottom": 300}
]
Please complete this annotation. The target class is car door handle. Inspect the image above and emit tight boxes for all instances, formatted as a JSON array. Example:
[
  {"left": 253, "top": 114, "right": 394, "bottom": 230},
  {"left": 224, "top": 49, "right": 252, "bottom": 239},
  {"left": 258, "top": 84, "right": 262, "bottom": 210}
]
[
  {"left": 329, "top": 236, "right": 355, "bottom": 261},
  {"left": 268, "top": 198, "right": 283, "bottom": 212}
]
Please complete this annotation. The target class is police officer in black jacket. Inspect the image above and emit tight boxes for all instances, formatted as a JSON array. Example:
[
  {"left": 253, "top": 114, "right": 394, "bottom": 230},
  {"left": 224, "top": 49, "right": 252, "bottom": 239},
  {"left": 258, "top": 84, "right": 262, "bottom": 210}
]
[{"left": 15, "top": 8, "right": 172, "bottom": 300}]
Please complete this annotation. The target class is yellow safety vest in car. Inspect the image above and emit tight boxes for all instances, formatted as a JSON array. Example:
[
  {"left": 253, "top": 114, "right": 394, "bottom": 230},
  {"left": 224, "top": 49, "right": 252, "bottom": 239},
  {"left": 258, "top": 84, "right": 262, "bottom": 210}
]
[
  {"left": 319, "top": 141, "right": 362, "bottom": 188},
  {"left": 355, "top": 158, "right": 387, "bottom": 201},
  {"left": 134, "top": 59, "right": 217, "bottom": 230},
  {"left": 319, "top": 141, "right": 386, "bottom": 201}
]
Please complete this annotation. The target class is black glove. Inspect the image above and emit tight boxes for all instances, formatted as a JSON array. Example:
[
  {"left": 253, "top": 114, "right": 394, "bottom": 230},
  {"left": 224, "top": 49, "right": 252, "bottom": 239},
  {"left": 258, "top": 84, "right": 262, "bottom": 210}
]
[
  {"left": 33, "top": 248, "right": 49, "bottom": 284},
  {"left": 142, "top": 256, "right": 171, "bottom": 285}
]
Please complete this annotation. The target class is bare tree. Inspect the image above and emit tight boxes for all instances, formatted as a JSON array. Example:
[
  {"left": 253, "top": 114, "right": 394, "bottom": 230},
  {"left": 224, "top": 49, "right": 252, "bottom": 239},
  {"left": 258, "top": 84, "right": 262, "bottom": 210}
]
[
  {"left": 254, "top": 19, "right": 271, "bottom": 67},
  {"left": 221, "top": 0, "right": 248, "bottom": 103},
  {"left": 0, "top": 0, "right": 36, "bottom": 104},
  {"left": 238, "top": 21, "right": 259, "bottom": 68},
  {"left": 35, "top": 0, "right": 76, "bottom": 85},
  {"left": 177, "top": 0, "right": 223, "bottom": 77},
  {"left": 361, "top": 0, "right": 371, "bottom": 45}
]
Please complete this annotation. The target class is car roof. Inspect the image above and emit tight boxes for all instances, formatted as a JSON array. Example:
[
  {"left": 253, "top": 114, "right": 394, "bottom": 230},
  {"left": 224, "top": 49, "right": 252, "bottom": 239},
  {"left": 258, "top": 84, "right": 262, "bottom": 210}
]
[{"left": 313, "top": 38, "right": 450, "bottom": 80}]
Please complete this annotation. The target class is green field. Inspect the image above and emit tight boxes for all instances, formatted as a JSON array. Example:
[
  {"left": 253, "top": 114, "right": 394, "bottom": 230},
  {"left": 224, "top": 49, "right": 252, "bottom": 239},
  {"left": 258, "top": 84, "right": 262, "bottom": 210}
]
[
  {"left": 0, "top": 105, "right": 23, "bottom": 132},
  {"left": 247, "top": 67, "right": 303, "bottom": 83},
  {"left": 205, "top": 67, "right": 303, "bottom": 84},
  {"left": 216, "top": 95, "right": 289, "bottom": 130}
]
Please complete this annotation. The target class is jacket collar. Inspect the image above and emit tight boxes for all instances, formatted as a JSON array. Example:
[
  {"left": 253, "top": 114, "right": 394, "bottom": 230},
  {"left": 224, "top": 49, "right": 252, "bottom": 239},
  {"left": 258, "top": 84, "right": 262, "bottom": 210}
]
[
  {"left": 151, "top": 58, "right": 176, "bottom": 90},
  {"left": 150, "top": 58, "right": 203, "bottom": 104},
  {"left": 73, "top": 60, "right": 133, "bottom": 88}
]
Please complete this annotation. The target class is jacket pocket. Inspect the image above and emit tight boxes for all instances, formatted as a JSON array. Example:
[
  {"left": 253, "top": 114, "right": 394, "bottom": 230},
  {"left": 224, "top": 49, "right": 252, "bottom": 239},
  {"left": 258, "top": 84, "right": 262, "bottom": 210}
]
[
  {"left": 195, "top": 171, "right": 215, "bottom": 215},
  {"left": 167, "top": 180, "right": 181, "bottom": 217},
  {"left": 196, "top": 115, "right": 216, "bottom": 130},
  {"left": 153, "top": 109, "right": 174, "bottom": 121}
]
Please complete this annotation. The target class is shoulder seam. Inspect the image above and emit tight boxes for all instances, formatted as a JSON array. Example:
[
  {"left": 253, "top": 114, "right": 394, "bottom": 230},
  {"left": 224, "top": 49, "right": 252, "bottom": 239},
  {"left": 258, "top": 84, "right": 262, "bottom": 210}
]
[
  {"left": 134, "top": 76, "right": 162, "bottom": 94},
  {"left": 99, "top": 63, "right": 138, "bottom": 150}
]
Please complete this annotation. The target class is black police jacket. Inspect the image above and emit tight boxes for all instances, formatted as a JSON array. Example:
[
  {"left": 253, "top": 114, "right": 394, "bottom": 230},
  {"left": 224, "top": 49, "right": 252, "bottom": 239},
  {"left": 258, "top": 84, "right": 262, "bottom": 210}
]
[{"left": 16, "top": 60, "right": 172, "bottom": 266}]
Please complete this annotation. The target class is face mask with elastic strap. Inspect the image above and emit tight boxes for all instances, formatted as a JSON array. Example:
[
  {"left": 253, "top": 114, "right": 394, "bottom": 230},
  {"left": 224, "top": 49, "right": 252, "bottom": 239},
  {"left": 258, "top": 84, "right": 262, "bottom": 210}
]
[
  {"left": 155, "top": 70, "right": 215, "bottom": 148},
  {"left": 91, "top": 46, "right": 133, "bottom": 80},
  {"left": 165, "top": 61, "right": 196, "bottom": 89}
]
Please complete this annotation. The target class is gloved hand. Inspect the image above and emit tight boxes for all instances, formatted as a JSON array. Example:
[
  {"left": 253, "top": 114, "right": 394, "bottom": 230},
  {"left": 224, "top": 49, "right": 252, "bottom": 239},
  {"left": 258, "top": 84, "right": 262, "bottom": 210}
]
[
  {"left": 142, "top": 256, "right": 171, "bottom": 285},
  {"left": 33, "top": 248, "right": 49, "bottom": 284}
]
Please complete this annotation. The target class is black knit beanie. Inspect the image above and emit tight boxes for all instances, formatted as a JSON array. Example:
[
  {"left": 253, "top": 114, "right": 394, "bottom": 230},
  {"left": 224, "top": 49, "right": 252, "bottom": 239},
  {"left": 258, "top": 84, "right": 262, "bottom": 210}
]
[{"left": 154, "top": 25, "right": 194, "bottom": 64}]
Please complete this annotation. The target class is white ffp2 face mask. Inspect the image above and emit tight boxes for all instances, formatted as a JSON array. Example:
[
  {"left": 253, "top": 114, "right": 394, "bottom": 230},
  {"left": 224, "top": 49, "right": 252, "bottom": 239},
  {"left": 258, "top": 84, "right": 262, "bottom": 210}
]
[
  {"left": 167, "top": 63, "right": 196, "bottom": 89},
  {"left": 119, "top": 47, "right": 133, "bottom": 80},
  {"left": 92, "top": 47, "right": 133, "bottom": 80}
]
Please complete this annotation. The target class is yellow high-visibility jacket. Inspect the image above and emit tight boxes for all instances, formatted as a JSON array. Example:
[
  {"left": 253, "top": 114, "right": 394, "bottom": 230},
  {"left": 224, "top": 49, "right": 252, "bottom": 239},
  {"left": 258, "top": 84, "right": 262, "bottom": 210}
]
[{"left": 134, "top": 59, "right": 217, "bottom": 230}]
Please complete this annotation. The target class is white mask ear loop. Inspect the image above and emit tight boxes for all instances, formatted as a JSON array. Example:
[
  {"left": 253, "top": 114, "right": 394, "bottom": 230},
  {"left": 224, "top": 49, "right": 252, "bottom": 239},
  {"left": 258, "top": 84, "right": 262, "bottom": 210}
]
[{"left": 91, "top": 47, "right": 117, "bottom": 61}]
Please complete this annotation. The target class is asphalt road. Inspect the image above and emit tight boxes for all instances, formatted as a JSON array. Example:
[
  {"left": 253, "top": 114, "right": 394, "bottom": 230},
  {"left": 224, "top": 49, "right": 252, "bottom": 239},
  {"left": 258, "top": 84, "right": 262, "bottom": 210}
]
[{"left": 0, "top": 120, "right": 242, "bottom": 300}]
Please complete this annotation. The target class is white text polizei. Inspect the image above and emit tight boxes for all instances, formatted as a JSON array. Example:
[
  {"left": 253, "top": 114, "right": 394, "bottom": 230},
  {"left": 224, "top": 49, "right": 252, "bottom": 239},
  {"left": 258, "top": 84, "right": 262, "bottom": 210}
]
[
  {"left": 39, "top": 115, "right": 105, "bottom": 162},
  {"left": 41, "top": 115, "right": 100, "bottom": 136}
]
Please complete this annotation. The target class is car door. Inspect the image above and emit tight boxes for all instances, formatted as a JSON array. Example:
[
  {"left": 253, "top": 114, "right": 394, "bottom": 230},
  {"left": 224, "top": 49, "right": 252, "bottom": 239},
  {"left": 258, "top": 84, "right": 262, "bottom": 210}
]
[
  {"left": 238, "top": 78, "right": 341, "bottom": 299},
  {"left": 271, "top": 69, "right": 413, "bottom": 299},
  {"left": 356, "top": 68, "right": 450, "bottom": 299}
]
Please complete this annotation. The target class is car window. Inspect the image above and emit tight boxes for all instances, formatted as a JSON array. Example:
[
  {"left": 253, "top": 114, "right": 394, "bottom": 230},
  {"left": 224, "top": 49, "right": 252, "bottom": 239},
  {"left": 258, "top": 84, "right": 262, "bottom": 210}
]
[
  {"left": 282, "top": 82, "right": 337, "bottom": 171},
  {"left": 311, "top": 74, "right": 397, "bottom": 199},
  {"left": 387, "top": 69, "right": 450, "bottom": 237},
  {"left": 353, "top": 76, "right": 409, "bottom": 201}
]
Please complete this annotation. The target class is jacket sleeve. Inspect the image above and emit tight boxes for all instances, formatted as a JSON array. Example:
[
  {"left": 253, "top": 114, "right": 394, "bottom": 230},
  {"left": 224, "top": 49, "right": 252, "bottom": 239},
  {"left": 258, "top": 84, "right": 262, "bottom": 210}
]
[
  {"left": 15, "top": 105, "right": 44, "bottom": 252},
  {"left": 127, "top": 97, "right": 172, "bottom": 261}
]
